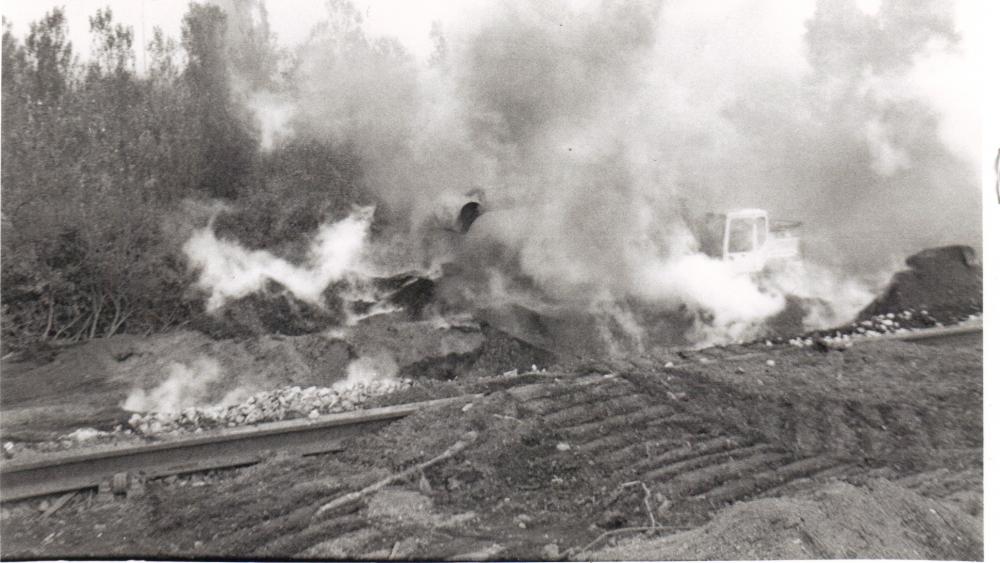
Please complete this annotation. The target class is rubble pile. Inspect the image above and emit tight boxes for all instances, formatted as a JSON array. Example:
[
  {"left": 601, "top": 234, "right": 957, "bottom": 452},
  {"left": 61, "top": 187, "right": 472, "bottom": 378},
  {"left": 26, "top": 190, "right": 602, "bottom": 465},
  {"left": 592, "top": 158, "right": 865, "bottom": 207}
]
[
  {"left": 766, "top": 245, "right": 983, "bottom": 350},
  {"left": 0, "top": 379, "right": 416, "bottom": 458},
  {"left": 859, "top": 245, "right": 982, "bottom": 323},
  {"left": 191, "top": 283, "right": 346, "bottom": 339},
  {"left": 126, "top": 379, "right": 414, "bottom": 436},
  {"left": 781, "top": 310, "right": 981, "bottom": 349}
]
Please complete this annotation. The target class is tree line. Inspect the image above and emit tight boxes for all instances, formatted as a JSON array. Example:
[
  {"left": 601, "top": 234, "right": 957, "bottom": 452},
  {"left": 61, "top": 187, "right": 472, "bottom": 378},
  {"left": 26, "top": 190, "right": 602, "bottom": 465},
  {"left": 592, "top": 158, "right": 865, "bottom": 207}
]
[{"left": 2, "top": 4, "right": 367, "bottom": 351}]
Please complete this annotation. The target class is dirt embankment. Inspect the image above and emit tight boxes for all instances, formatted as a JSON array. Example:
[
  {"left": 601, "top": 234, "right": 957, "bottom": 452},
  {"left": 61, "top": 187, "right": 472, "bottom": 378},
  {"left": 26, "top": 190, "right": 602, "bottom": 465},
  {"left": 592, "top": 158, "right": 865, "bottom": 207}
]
[
  {"left": 0, "top": 243, "right": 983, "bottom": 559},
  {"left": 0, "top": 312, "right": 557, "bottom": 442},
  {"left": 1, "top": 244, "right": 983, "bottom": 453},
  {"left": 859, "top": 245, "right": 982, "bottom": 323},
  {"left": 1, "top": 334, "right": 981, "bottom": 560},
  {"left": 592, "top": 478, "right": 981, "bottom": 560}
]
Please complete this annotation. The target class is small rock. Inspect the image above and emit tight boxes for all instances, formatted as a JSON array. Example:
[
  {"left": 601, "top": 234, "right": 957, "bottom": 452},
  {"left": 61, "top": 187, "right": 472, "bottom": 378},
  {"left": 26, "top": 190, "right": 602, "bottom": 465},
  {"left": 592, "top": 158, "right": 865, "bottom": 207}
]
[
  {"left": 418, "top": 472, "right": 433, "bottom": 493},
  {"left": 543, "top": 543, "right": 561, "bottom": 559},
  {"left": 462, "top": 403, "right": 475, "bottom": 413},
  {"left": 765, "top": 359, "right": 776, "bottom": 367},
  {"left": 599, "top": 509, "right": 627, "bottom": 529},
  {"left": 556, "top": 442, "right": 571, "bottom": 452},
  {"left": 37, "top": 500, "right": 51, "bottom": 512}
]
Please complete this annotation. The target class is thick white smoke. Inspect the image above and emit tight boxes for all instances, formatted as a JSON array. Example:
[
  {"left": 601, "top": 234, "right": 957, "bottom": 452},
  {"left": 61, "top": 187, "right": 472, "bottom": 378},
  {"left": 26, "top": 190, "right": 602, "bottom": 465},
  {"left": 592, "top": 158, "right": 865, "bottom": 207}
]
[
  {"left": 184, "top": 206, "right": 374, "bottom": 311},
  {"left": 336, "top": 351, "right": 400, "bottom": 391},
  {"left": 122, "top": 356, "right": 246, "bottom": 413},
  {"left": 200, "top": 0, "right": 978, "bottom": 347},
  {"left": 247, "top": 91, "right": 295, "bottom": 151}
]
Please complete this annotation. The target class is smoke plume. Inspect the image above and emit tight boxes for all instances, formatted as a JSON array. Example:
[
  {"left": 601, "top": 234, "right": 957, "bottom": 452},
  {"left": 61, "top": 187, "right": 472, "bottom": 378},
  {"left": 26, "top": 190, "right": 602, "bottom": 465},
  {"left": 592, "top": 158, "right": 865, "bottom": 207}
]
[
  {"left": 337, "top": 352, "right": 400, "bottom": 391},
  {"left": 122, "top": 356, "right": 242, "bottom": 413},
  {"left": 184, "top": 206, "right": 375, "bottom": 310},
  {"left": 190, "top": 0, "right": 978, "bottom": 347}
]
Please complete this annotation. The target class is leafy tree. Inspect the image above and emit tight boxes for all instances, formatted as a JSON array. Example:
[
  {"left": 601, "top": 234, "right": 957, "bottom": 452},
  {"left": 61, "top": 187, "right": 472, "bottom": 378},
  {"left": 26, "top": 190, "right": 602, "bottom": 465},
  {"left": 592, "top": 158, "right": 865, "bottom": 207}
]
[
  {"left": 23, "top": 8, "right": 74, "bottom": 102},
  {"left": 1, "top": 8, "right": 199, "bottom": 347},
  {"left": 88, "top": 7, "right": 135, "bottom": 77},
  {"left": 182, "top": 3, "right": 258, "bottom": 199},
  {"left": 225, "top": 0, "right": 280, "bottom": 91},
  {"left": 1, "top": 3, "right": 370, "bottom": 351}
]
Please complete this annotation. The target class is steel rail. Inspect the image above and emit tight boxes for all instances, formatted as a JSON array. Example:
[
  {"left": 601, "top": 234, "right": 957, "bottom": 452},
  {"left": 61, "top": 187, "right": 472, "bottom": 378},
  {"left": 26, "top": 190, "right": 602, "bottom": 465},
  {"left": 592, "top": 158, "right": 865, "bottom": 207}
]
[
  {"left": 854, "top": 321, "right": 983, "bottom": 344},
  {"left": 667, "top": 322, "right": 983, "bottom": 368},
  {"left": 0, "top": 394, "right": 478, "bottom": 502}
]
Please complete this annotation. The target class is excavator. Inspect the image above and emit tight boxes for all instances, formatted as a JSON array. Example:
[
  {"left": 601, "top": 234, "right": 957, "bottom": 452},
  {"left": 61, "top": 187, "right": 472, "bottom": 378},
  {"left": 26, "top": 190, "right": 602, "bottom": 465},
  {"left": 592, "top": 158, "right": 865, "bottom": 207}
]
[
  {"left": 693, "top": 209, "right": 803, "bottom": 274},
  {"left": 438, "top": 196, "right": 805, "bottom": 354},
  {"left": 451, "top": 198, "right": 803, "bottom": 274}
]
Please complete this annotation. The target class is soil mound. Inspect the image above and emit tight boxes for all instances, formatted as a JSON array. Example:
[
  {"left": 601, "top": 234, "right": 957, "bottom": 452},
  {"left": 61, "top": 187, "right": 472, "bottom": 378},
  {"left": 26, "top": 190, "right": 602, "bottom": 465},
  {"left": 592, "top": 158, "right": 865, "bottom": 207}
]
[
  {"left": 591, "top": 479, "right": 982, "bottom": 560},
  {"left": 189, "top": 273, "right": 438, "bottom": 340},
  {"left": 377, "top": 273, "right": 436, "bottom": 319},
  {"left": 859, "top": 245, "right": 982, "bottom": 323},
  {"left": 191, "top": 281, "right": 344, "bottom": 339}
]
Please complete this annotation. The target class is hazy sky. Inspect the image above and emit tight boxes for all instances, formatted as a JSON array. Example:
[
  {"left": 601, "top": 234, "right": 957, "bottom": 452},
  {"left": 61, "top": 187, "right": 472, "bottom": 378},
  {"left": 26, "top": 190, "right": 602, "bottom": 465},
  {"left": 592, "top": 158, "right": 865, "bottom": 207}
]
[
  {"left": 0, "top": 0, "right": 991, "bottom": 169},
  {"left": 0, "top": 0, "right": 496, "bottom": 63}
]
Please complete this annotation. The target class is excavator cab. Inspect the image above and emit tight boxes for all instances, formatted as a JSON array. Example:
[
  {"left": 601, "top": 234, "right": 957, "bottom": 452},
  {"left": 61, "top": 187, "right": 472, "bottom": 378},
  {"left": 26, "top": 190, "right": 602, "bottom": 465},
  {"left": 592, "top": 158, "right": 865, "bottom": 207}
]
[
  {"left": 451, "top": 199, "right": 801, "bottom": 275},
  {"left": 698, "top": 209, "right": 802, "bottom": 274},
  {"left": 721, "top": 209, "right": 769, "bottom": 273}
]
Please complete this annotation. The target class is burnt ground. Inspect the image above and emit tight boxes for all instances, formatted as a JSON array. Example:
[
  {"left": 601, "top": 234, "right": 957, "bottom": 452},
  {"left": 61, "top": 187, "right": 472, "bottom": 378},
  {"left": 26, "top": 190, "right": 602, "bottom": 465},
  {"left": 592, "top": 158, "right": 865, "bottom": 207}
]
[{"left": 0, "top": 333, "right": 982, "bottom": 560}]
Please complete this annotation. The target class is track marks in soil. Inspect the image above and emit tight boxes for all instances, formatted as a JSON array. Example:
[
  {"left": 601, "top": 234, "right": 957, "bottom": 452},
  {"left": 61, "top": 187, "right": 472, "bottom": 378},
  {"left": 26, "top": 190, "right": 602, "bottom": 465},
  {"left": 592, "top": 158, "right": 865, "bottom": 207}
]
[
  {"left": 495, "top": 365, "right": 979, "bottom": 532},
  {"left": 498, "top": 375, "right": 838, "bottom": 529}
]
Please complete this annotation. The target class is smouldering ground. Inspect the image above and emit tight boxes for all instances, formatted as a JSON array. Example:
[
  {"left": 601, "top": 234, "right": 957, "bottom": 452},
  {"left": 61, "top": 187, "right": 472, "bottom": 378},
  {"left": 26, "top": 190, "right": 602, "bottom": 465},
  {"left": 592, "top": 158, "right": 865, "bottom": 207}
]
[{"left": 0, "top": 333, "right": 982, "bottom": 560}]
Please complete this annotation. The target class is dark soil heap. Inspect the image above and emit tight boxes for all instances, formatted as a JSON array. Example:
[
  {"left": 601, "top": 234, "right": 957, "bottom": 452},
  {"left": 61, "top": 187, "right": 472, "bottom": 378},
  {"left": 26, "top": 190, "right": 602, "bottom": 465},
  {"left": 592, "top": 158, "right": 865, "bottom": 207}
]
[
  {"left": 191, "top": 283, "right": 343, "bottom": 339},
  {"left": 190, "top": 272, "right": 437, "bottom": 340},
  {"left": 859, "top": 245, "right": 982, "bottom": 323}
]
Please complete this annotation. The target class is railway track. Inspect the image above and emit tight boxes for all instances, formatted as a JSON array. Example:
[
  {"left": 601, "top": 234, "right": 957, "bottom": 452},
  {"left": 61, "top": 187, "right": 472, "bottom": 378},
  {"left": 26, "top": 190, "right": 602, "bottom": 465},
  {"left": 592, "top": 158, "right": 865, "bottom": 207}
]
[
  {"left": 870, "top": 321, "right": 983, "bottom": 345},
  {"left": 0, "top": 323, "right": 979, "bottom": 504},
  {"left": 675, "top": 322, "right": 982, "bottom": 368},
  {"left": 0, "top": 395, "right": 477, "bottom": 502}
]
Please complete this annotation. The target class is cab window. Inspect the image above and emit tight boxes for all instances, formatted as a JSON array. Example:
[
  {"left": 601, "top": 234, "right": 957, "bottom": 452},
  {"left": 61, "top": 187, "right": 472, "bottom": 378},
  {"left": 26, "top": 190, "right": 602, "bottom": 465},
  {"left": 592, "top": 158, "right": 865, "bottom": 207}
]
[
  {"left": 698, "top": 214, "right": 725, "bottom": 257},
  {"left": 728, "top": 218, "right": 754, "bottom": 253},
  {"left": 755, "top": 216, "right": 767, "bottom": 246}
]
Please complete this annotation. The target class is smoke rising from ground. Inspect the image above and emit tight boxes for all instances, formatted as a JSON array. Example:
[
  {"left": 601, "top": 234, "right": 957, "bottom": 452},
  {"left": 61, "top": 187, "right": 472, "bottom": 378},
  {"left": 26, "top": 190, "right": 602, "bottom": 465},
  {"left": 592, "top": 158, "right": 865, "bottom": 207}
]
[
  {"left": 280, "top": 0, "right": 978, "bottom": 260},
  {"left": 185, "top": 206, "right": 374, "bottom": 310},
  {"left": 337, "top": 352, "right": 400, "bottom": 391},
  {"left": 188, "top": 0, "right": 978, "bottom": 347},
  {"left": 122, "top": 356, "right": 246, "bottom": 413}
]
